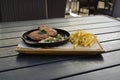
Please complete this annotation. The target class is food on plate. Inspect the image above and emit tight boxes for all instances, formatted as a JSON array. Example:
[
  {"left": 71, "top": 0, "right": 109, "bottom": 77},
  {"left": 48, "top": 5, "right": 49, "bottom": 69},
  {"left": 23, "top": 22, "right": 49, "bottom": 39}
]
[
  {"left": 28, "top": 30, "right": 49, "bottom": 41},
  {"left": 27, "top": 26, "right": 66, "bottom": 43},
  {"left": 69, "top": 30, "right": 96, "bottom": 48},
  {"left": 39, "top": 26, "right": 57, "bottom": 36},
  {"left": 39, "top": 34, "right": 67, "bottom": 43}
]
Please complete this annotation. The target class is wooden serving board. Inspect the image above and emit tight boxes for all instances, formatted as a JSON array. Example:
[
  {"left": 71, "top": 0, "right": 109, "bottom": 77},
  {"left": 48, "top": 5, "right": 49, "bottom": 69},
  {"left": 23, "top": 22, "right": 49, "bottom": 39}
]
[{"left": 16, "top": 37, "right": 104, "bottom": 55}]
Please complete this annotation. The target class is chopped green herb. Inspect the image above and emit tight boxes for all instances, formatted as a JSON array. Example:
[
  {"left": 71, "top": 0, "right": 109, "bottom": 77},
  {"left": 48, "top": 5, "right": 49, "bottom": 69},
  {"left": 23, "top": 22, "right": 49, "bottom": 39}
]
[
  {"left": 39, "top": 34, "right": 67, "bottom": 43},
  {"left": 38, "top": 30, "right": 47, "bottom": 34}
]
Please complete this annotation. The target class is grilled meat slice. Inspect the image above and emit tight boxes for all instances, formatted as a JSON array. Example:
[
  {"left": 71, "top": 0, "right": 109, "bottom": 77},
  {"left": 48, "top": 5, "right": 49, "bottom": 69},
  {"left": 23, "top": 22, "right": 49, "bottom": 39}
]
[
  {"left": 39, "top": 26, "right": 57, "bottom": 37},
  {"left": 28, "top": 30, "right": 49, "bottom": 41}
]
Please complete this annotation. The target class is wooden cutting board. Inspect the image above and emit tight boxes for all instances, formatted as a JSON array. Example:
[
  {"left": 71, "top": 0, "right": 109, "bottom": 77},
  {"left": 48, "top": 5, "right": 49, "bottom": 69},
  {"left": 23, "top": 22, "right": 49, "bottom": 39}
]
[{"left": 16, "top": 38, "right": 104, "bottom": 55}]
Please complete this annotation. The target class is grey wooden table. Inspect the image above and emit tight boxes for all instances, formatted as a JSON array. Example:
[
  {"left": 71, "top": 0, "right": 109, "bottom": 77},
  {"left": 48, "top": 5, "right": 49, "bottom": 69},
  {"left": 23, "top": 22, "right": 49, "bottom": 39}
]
[{"left": 0, "top": 15, "right": 120, "bottom": 80}]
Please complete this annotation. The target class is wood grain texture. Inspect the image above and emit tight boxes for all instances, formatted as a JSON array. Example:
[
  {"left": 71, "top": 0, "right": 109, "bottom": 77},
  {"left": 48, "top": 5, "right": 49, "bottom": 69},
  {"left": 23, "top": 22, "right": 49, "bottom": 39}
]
[
  {"left": 0, "top": 21, "right": 120, "bottom": 37},
  {"left": 0, "top": 51, "right": 120, "bottom": 80},
  {"left": 0, "top": 15, "right": 116, "bottom": 28},
  {"left": 0, "top": 21, "right": 120, "bottom": 34},
  {"left": 62, "top": 66, "right": 120, "bottom": 80},
  {"left": 0, "top": 31, "right": 119, "bottom": 58},
  {"left": 0, "top": 15, "right": 120, "bottom": 80},
  {"left": 0, "top": 40, "right": 119, "bottom": 74},
  {"left": 15, "top": 37, "right": 104, "bottom": 55},
  {"left": 1, "top": 26, "right": 120, "bottom": 47},
  {"left": 0, "top": 46, "right": 17, "bottom": 57}
]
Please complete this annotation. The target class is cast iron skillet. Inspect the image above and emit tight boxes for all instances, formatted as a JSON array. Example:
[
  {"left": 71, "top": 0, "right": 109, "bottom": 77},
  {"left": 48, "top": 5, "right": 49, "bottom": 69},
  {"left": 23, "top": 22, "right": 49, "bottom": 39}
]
[{"left": 22, "top": 28, "right": 70, "bottom": 47}]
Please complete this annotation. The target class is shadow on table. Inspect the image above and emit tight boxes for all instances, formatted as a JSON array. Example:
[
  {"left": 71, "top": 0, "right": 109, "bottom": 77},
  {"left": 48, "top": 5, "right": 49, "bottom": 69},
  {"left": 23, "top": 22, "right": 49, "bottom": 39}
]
[{"left": 16, "top": 53, "right": 104, "bottom": 64}]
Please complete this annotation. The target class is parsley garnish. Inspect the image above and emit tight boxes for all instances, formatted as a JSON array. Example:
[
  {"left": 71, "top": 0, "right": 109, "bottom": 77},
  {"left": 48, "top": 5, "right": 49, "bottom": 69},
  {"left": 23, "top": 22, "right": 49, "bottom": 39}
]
[{"left": 38, "top": 30, "right": 47, "bottom": 34}]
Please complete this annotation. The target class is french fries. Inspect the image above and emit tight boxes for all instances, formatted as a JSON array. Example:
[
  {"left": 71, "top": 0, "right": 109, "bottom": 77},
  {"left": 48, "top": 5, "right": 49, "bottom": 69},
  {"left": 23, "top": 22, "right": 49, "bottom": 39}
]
[{"left": 69, "top": 30, "right": 96, "bottom": 48}]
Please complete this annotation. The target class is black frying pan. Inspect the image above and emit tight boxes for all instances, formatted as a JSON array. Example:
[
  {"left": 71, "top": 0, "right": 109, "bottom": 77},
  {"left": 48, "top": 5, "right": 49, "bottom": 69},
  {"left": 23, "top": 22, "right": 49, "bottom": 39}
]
[{"left": 22, "top": 28, "right": 70, "bottom": 47}]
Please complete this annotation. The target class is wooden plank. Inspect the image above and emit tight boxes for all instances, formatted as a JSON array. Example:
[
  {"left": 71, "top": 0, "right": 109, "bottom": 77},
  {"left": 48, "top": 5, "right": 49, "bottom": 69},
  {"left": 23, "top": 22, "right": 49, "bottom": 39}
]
[
  {"left": 0, "top": 38, "right": 21, "bottom": 48},
  {"left": 0, "top": 16, "right": 119, "bottom": 80},
  {"left": 62, "top": 26, "right": 120, "bottom": 34},
  {"left": 97, "top": 32, "right": 120, "bottom": 42},
  {"left": 0, "top": 54, "right": 79, "bottom": 72},
  {"left": 0, "top": 46, "right": 17, "bottom": 57},
  {"left": 0, "top": 21, "right": 120, "bottom": 34},
  {"left": 0, "top": 39, "right": 119, "bottom": 71},
  {"left": 1, "top": 22, "right": 120, "bottom": 39},
  {"left": 0, "top": 15, "right": 116, "bottom": 28},
  {"left": 0, "top": 50, "right": 120, "bottom": 80},
  {"left": 62, "top": 66, "right": 120, "bottom": 80},
  {"left": 0, "top": 26, "right": 119, "bottom": 79},
  {"left": 0, "top": 31, "right": 119, "bottom": 58},
  {"left": 0, "top": 32, "right": 119, "bottom": 57},
  {"left": 101, "top": 40, "right": 120, "bottom": 51},
  {"left": 11, "top": 40, "right": 120, "bottom": 55},
  {"left": 0, "top": 31, "right": 24, "bottom": 40},
  {"left": 1, "top": 26, "right": 120, "bottom": 47}
]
